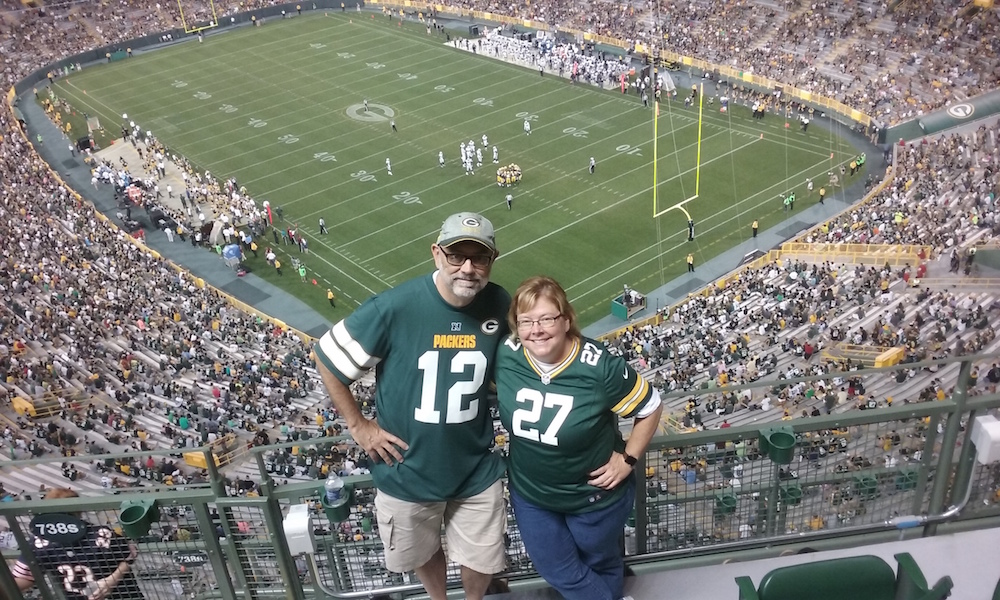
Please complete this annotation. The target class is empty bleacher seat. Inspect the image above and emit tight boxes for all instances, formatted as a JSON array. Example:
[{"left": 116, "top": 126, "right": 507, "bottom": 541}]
[{"left": 735, "top": 552, "right": 952, "bottom": 600}]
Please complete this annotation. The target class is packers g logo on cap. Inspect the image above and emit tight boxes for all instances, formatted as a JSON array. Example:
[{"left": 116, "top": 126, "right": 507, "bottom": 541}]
[{"left": 462, "top": 217, "right": 481, "bottom": 228}]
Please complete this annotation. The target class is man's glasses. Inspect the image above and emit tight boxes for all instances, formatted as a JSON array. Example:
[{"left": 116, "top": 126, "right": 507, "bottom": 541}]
[
  {"left": 516, "top": 315, "right": 562, "bottom": 330},
  {"left": 440, "top": 249, "right": 494, "bottom": 268}
]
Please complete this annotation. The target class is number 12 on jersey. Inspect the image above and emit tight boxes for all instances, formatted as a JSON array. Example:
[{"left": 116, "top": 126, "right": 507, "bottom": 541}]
[{"left": 413, "top": 350, "right": 487, "bottom": 424}]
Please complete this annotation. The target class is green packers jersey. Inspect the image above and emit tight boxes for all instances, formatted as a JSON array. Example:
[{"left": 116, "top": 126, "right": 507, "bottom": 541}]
[
  {"left": 496, "top": 335, "right": 653, "bottom": 513},
  {"left": 316, "top": 273, "right": 510, "bottom": 502}
]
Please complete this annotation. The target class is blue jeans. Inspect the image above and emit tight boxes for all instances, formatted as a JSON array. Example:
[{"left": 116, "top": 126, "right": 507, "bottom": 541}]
[{"left": 510, "top": 478, "right": 635, "bottom": 600}]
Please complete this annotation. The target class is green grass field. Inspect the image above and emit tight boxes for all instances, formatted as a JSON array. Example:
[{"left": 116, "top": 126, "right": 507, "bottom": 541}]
[{"left": 51, "top": 13, "right": 858, "bottom": 327}]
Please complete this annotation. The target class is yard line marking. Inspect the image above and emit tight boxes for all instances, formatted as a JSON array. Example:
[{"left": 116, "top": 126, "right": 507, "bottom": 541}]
[
  {"left": 385, "top": 129, "right": 739, "bottom": 281},
  {"left": 565, "top": 153, "right": 839, "bottom": 303}
]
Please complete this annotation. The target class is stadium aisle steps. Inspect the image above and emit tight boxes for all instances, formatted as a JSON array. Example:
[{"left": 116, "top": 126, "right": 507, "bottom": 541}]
[
  {"left": 0, "top": 452, "right": 106, "bottom": 496},
  {"left": 816, "top": 31, "right": 865, "bottom": 65},
  {"left": 224, "top": 461, "right": 258, "bottom": 482},
  {"left": 203, "top": 339, "right": 248, "bottom": 364},
  {"left": 130, "top": 404, "right": 173, "bottom": 431},
  {"left": 37, "top": 461, "right": 106, "bottom": 493},
  {"left": 870, "top": 15, "right": 898, "bottom": 33},
  {"left": 61, "top": 417, "right": 117, "bottom": 449},
  {"left": 843, "top": 295, "right": 909, "bottom": 338},
  {"left": 750, "top": 0, "right": 798, "bottom": 51}
]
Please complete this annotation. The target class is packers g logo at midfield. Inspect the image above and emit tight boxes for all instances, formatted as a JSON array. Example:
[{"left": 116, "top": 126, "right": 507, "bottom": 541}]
[
  {"left": 946, "top": 103, "right": 974, "bottom": 119},
  {"left": 346, "top": 103, "right": 395, "bottom": 123}
]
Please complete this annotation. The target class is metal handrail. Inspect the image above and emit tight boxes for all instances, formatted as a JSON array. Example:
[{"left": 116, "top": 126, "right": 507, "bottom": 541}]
[{"left": 0, "top": 354, "right": 998, "bottom": 600}]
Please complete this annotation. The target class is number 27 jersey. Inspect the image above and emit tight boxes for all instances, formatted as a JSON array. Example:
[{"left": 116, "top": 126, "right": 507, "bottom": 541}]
[{"left": 496, "top": 335, "right": 654, "bottom": 513}]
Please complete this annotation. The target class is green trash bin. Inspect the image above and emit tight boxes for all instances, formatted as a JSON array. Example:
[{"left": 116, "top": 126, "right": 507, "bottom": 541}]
[
  {"left": 780, "top": 485, "right": 803, "bottom": 506},
  {"left": 853, "top": 475, "right": 879, "bottom": 500},
  {"left": 895, "top": 470, "right": 918, "bottom": 491},
  {"left": 760, "top": 426, "right": 796, "bottom": 464},
  {"left": 119, "top": 499, "right": 159, "bottom": 540},
  {"left": 320, "top": 483, "right": 354, "bottom": 522},
  {"left": 714, "top": 493, "right": 737, "bottom": 515}
]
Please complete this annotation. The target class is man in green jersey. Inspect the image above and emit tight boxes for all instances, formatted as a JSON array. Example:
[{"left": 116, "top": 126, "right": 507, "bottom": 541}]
[
  {"left": 496, "top": 276, "right": 662, "bottom": 600},
  {"left": 315, "top": 212, "right": 510, "bottom": 600}
]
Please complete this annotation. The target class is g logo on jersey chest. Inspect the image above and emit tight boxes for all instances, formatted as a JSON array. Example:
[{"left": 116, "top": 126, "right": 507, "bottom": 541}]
[{"left": 481, "top": 319, "right": 500, "bottom": 335}]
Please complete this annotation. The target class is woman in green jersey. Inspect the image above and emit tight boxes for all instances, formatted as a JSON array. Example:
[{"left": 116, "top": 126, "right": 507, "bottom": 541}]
[{"left": 496, "top": 276, "right": 662, "bottom": 600}]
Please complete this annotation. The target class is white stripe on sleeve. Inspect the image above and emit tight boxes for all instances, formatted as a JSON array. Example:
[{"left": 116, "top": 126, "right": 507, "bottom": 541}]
[
  {"left": 635, "top": 388, "right": 661, "bottom": 418},
  {"left": 317, "top": 321, "right": 380, "bottom": 381}
]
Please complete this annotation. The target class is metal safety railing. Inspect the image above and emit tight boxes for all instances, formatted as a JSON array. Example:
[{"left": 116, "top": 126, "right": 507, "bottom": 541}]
[{"left": 0, "top": 352, "right": 998, "bottom": 600}]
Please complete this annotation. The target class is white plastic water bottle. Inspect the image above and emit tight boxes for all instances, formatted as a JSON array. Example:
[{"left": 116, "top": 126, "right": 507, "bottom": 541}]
[{"left": 324, "top": 473, "right": 344, "bottom": 503}]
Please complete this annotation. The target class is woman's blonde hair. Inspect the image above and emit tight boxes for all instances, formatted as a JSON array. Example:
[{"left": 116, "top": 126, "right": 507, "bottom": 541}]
[{"left": 508, "top": 276, "right": 581, "bottom": 341}]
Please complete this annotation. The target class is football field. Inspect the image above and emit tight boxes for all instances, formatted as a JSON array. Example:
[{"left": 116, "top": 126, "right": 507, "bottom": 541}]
[{"left": 52, "top": 13, "right": 858, "bottom": 326}]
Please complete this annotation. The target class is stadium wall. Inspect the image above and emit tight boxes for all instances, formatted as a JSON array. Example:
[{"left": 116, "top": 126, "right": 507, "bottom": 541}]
[
  {"left": 975, "top": 247, "right": 1000, "bottom": 271},
  {"left": 888, "top": 88, "right": 1000, "bottom": 142}
]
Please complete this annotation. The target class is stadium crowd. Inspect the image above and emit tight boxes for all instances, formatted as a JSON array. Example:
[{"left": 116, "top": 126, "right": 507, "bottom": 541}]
[
  {"left": 802, "top": 125, "right": 1000, "bottom": 249},
  {"left": 438, "top": 0, "right": 998, "bottom": 126},
  {"left": 0, "top": 0, "right": 998, "bottom": 501},
  {"left": 90, "top": 124, "right": 274, "bottom": 240},
  {"left": 0, "top": 123, "right": 362, "bottom": 462},
  {"left": 604, "top": 118, "right": 999, "bottom": 427},
  {"left": 0, "top": 5, "right": 373, "bottom": 489}
]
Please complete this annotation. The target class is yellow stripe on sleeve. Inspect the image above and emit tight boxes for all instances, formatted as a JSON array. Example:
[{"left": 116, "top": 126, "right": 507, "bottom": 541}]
[{"left": 612, "top": 376, "right": 650, "bottom": 417}]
